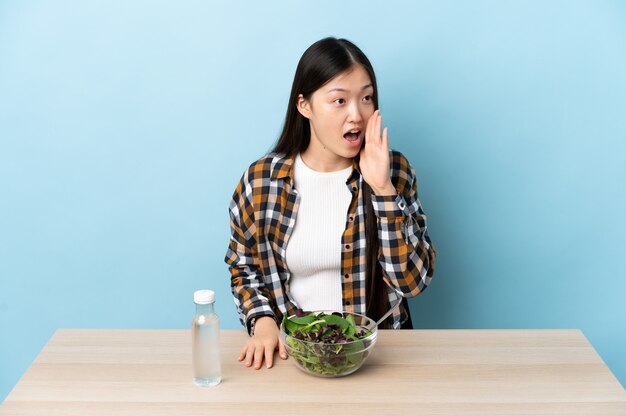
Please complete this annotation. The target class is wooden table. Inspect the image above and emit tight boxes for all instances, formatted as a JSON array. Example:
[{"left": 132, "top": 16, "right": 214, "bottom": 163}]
[{"left": 1, "top": 329, "right": 625, "bottom": 415}]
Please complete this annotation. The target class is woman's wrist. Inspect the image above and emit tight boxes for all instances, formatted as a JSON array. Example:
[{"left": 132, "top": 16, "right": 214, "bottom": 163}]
[
  {"left": 251, "top": 315, "right": 277, "bottom": 336},
  {"left": 371, "top": 182, "right": 396, "bottom": 196}
]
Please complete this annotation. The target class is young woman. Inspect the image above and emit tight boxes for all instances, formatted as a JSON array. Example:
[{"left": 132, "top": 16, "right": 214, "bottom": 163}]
[{"left": 225, "top": 37, "right": 436, "bottom": 370}]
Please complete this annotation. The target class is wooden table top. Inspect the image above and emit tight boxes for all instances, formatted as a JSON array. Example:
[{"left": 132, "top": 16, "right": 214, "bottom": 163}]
[{"left": 1, "top": 328, "right": 625, "bottom": 415}]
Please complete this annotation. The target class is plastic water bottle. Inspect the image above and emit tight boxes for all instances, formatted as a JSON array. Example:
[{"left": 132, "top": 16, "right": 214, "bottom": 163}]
[{"left": 192, "top": 290, "right": 221, "bottom": 387}]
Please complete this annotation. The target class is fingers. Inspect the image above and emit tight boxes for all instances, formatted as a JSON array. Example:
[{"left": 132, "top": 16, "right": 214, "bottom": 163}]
[
  {"left": 365, "top": 110, "right": 375, "bottom": 144},
  {"left": 241, "top": 340, "right": 276, "bottom": 370},
  {"left": 366, "top": 109, "right": 383, "bottom": 145},
  {"left": 265, "top": 344, "right": 274, "bottom": 368},
  {"left": 238, "top": 344, "right": 248, "bottom": 361},
  {"left": 253, "top": 344, "right": 264, "bottom": 370},
  {"left": 382, "top": 127, "right": 388, "bottom": 148},
  {"left": 244, "top": 344, "right": 255, "bottom": 367},
  {"left": 241, "top": 341, "right": 262, "bottom": 368},
  {"left": 278, "top": 338, "right": 288, "bottom": 360}
]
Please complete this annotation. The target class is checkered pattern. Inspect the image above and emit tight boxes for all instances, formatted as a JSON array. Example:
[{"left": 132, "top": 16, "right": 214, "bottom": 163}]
[{"left": 225, "top": 149, "right": 436, "bottom": 336}]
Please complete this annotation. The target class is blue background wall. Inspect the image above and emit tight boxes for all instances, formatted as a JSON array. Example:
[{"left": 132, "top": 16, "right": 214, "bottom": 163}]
[{"left": 1, "top": 0, "right": 625, "bottom": 402}]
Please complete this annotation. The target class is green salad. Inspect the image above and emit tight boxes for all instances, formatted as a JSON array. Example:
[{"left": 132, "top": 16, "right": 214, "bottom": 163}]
[{"left": 282, "top": 311, "right": 374, "bottom": 376}]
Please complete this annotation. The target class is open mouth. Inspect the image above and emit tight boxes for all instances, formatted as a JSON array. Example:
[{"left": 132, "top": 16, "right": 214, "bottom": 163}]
[{"left": 343, "top": 129, "right": 361, "bottom": 142}]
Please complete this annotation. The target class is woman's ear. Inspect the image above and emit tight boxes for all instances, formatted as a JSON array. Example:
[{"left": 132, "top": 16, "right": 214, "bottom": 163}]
[{"left": 296, "top": 94, "right": 312, "bottom": 119}]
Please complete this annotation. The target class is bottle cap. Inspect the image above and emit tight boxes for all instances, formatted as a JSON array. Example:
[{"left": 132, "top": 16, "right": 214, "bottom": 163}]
[{"left": 194, "top": 290, "right": 215, "bottom": 304}]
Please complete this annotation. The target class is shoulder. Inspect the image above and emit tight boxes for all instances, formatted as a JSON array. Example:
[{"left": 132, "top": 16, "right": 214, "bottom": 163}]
[
  {"left": 238, "top": 152, "right": 289, "bottom": 186},
  {"left": 238, "top": 153, "right": 289, "bottom": 181},
  {"left": 242, "top": 152, "right": 283, "bottom": 179},
  {"left": 388, "top": 148, "right": 417, "bottom": 192}
]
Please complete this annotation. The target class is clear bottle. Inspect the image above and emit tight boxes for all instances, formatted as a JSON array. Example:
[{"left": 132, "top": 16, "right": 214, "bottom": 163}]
[{"left": 192, "top": 290, "right": 221, "bottom": 387}]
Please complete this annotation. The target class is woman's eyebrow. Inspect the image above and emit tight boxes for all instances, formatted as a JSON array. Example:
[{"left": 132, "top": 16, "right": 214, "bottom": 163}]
[{"left": 326, "top": 83, "right": 373, "bottom": 94}]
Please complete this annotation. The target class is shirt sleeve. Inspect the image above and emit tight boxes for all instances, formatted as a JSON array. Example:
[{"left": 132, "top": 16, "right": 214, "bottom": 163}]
[
  {"left": 224, "top": 169, "right": 277, "bottom": 336},
  {"left": 369, "top": 153, "right": 437, "bottom": 297}
]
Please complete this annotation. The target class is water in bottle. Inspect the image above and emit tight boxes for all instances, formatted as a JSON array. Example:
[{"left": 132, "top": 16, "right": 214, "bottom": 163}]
[{"left": 192, "top": 289, "right": 221, "bottom": 387}]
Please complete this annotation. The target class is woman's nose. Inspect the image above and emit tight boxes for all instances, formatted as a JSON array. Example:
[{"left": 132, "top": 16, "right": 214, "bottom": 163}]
[{"left": 348, "top": 103, "right": 363, "bottom": 123}]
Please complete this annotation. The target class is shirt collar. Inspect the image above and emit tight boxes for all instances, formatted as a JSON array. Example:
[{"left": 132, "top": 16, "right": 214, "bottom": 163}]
[{"left": 271, "top": 153, "right": 362, "bottom": 183}]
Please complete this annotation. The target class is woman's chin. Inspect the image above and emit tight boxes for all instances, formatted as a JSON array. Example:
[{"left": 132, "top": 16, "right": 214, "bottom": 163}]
[{"left": 341, "top": 146, "right": 361, "bottom": 160}]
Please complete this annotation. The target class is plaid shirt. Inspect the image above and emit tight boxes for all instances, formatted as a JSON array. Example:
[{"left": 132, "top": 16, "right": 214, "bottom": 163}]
[{"left": 225, "top": 149, "right": 436, "bottom": 336}]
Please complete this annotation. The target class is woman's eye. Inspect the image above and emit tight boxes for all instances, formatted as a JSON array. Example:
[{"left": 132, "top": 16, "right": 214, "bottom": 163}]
[
  {"left": 334, "top": 98, "right": 345, "bottom": 105},
  {"left": 363, "top": 95, "right": 372, "bottom": 102}
]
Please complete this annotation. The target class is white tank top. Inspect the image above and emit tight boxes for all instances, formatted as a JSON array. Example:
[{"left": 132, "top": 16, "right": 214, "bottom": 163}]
[{"left": 285, "top": 153, "right": 353, "bottom": 312}]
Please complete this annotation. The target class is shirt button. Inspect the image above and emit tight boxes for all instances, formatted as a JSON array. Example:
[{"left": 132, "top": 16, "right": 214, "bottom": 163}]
[
  {"left": 346, "top": 301, "right": 351, "bottom": 305},
  {"left": 345, "top": 244, "right": 350, "bottom": 249},
  {"left": 399, "top": 202, "right": 405, "bottom": 209},
  {"left": 344, "top": 274, "right": 349, "bottom": 278},
  {"left": 352, "top": 186, "right": 357, "bottom": 192},
  {"left": 349, "top": 216, "right": 354, "bottom": 221}
]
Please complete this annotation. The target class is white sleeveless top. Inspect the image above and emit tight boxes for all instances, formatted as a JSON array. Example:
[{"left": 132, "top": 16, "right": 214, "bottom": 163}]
[{"left": 285, "top": 153, "right": 353, "bottom": 312}]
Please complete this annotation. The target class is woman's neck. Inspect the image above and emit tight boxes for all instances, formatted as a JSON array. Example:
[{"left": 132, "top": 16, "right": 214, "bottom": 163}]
[{"left": 300, "top": 142, "right": 353, "bottom": 173}]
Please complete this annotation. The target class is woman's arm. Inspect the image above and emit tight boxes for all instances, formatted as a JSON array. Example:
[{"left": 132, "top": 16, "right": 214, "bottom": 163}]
[
  {"left": 226, "top": 168, "right": 288, "bottom": 370},
  {"left": 224, "top": 171, "right": 278, "bottom": 336},
  {"left": 370, "top": 151, "right": 437, "bottom": 297}
]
